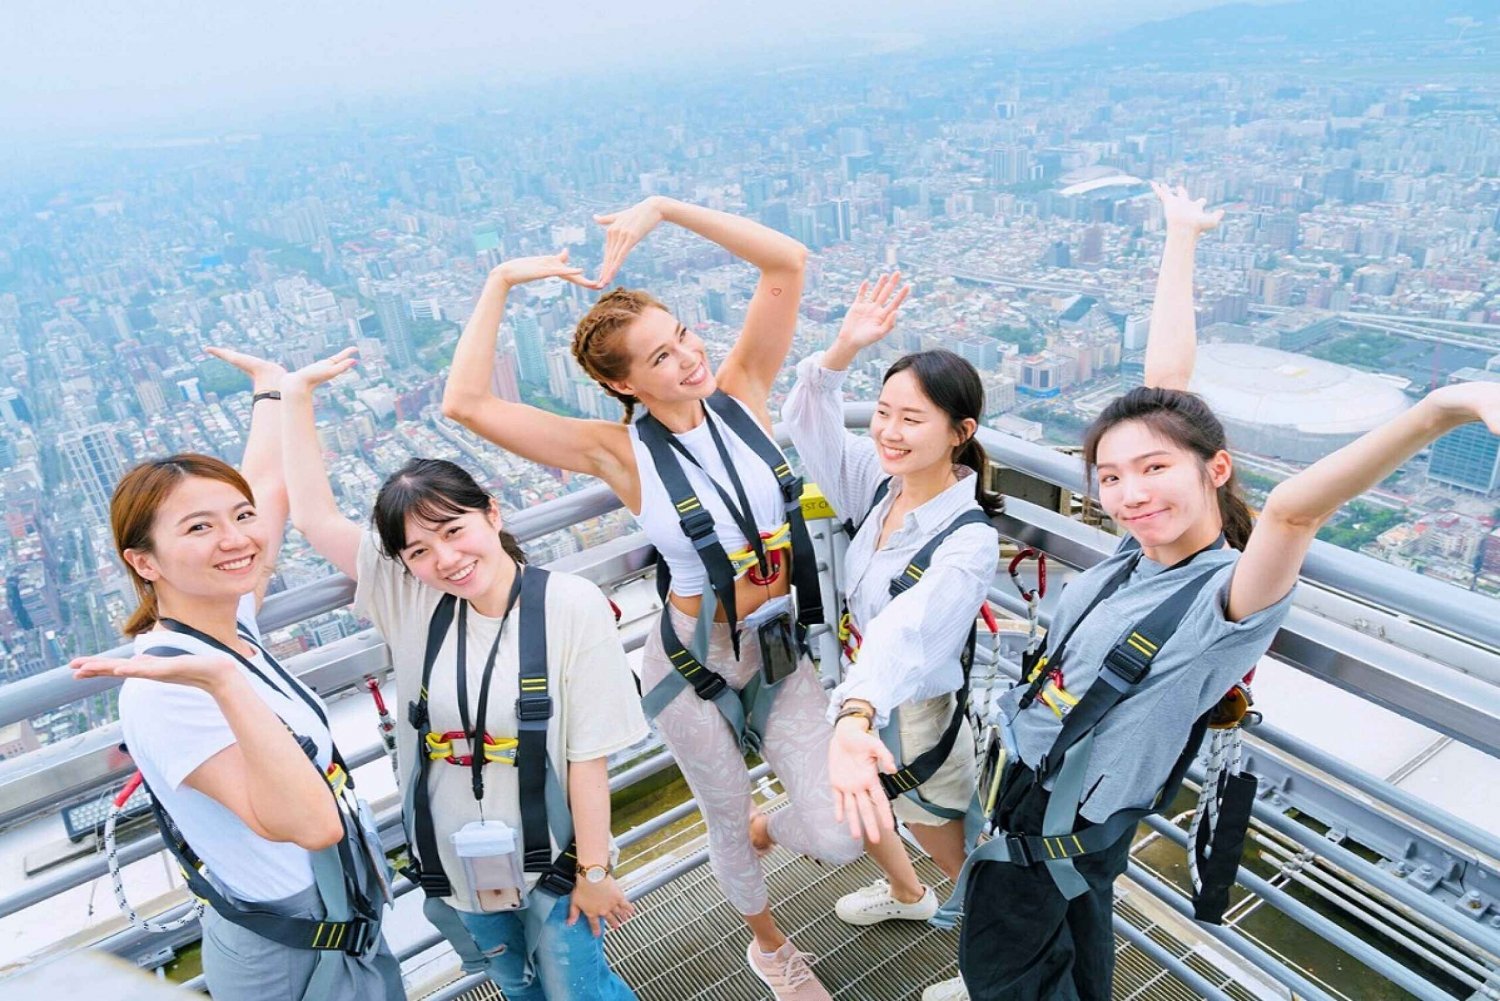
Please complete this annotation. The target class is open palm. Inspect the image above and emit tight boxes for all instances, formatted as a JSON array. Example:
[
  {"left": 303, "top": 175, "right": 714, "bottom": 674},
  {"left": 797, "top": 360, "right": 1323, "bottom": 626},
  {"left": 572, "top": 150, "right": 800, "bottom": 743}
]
[
  {"left": 284, "top": 347, "right": 358, "bottom": 394},
  {"left": 838, "top": 272, "right": 911, "bottom": 351},
  {"left": 495, "top": 250, "right": 589, "bottom": 289}
]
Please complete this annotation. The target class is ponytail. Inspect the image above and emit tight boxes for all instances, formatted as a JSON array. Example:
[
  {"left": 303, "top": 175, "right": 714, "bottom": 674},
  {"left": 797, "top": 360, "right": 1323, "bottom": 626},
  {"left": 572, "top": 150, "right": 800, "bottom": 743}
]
[
  {"left": 122, "top": 585, "right": 160, "bottom": 637},
  {"left": 499, "top": 529, "right": 529, "bottom": 566},
  {"left": 957, "top": 437, "right": 1005, "bottom": 518},
  {"left": 1218, "top": 488, "right": 1254, "bottom": 551}
]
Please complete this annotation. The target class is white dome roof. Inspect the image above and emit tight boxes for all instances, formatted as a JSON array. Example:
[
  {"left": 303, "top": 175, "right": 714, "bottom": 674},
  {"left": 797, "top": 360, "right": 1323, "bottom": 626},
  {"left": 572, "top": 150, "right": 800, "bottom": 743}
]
[{"left": 1188, "top": 342, "right": 1410, "bottom": 437}]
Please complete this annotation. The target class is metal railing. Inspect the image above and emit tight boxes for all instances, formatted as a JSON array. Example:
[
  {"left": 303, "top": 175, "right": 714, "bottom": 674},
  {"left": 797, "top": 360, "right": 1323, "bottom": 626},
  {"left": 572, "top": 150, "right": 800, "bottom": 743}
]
[{"left": 1, "top": 408, "right": 1498, "bottom": 1000}]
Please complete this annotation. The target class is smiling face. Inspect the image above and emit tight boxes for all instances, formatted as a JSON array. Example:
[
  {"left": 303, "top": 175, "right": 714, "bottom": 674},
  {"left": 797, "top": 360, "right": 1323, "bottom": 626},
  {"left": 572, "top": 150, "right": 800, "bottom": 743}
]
[
  {"left": 870, "top": 368, "right": 973, "bottom": 478},
  {"left": 396, "top": 502, "right": 512, "bottom": 599},
  {"left": 606, "top": 306, "right": 715, "bottom": 409},
  {"left": 1093, "top": 419, "right": 1231, "bottom": 550},
  {"left": 123, "top": 476, "right": 267, "bottom": 605}
]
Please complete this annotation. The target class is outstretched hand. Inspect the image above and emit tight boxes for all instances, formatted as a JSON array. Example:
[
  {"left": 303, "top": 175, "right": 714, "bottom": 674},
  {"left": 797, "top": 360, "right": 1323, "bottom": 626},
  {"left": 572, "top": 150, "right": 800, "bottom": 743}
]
[
  {"left": 1152, "top": 181, "right": 1223, "bottom": 236},
  {"left": 283, "top": 347, "right": 358, "bottom": 395},
  {"left": 71, "top": 652, "right": 237, "bottom": 693},
  {"left": 836, "top": 272, "right": 910, "bottom": 353},
  {"left": 206, "top": 346, "right": 287, "bottom": 388},
  {"left": 1427, "top": 380, "right": 1500, "bottom": 434},
  {"left": 588, "top": 197, "right": 667, "bottom": 287},
  {"left": 492, "top": 250, "right": 591, "bottom": 290},
  {"left": 829, "top": 720, "right": 898, "bottom": 843}
]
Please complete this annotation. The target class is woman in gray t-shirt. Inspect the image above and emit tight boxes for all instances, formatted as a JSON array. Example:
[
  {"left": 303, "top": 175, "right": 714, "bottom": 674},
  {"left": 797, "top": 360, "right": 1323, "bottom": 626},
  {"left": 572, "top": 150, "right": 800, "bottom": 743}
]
[{"left": 953, "top": 187, "right": 1500, "bottom": 1001}]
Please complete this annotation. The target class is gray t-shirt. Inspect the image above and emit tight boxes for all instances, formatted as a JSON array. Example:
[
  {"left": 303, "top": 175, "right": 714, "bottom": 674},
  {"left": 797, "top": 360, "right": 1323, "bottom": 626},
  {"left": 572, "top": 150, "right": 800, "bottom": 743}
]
[{"left": 1001, "top": 542, "right": 1293, "bottom": 823}]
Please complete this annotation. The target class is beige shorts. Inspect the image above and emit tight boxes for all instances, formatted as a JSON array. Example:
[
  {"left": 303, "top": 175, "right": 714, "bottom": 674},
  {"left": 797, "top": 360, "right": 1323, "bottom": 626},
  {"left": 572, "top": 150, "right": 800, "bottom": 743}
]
[{"left": 888, "top": 693, "right": 977, "bottom": 828}]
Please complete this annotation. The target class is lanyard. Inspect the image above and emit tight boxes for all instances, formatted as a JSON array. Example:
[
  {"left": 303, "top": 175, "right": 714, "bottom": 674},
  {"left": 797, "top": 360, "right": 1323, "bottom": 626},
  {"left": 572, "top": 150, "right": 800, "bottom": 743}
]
[
  {"left": 1017, "top": 533, "right": 1225, "bottom": 709},
  {"left": 453, "top": 567, "right": 525, "bottom": 802},
  {"left": 665, "top": 406, "right": 771, "bottom": 577}
]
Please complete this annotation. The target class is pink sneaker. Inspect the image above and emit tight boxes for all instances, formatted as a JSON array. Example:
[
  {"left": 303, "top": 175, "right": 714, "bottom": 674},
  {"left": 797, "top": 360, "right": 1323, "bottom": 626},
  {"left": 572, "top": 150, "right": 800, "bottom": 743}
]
[{"left": 746, "top": 940, "right": 832, "bottom": 1000}]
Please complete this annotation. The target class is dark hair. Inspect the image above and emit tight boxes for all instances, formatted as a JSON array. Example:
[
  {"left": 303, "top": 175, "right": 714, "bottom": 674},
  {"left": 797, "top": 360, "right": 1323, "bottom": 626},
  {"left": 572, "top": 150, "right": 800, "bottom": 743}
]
[
  {"left": 572, "top": 286, "right": 670, "bottom": 424},
  {"left": 111, "top": 454, "right": 257, "bottom": 635},
  {"left": 883, "top": 350, "right": 1004, "bottom": 517},
  {"left": 372, "top": 458, "right": 528, "bottom": 565},
  {"left": 1081, "top": 386, "right": 1253, "bottom": 550}
]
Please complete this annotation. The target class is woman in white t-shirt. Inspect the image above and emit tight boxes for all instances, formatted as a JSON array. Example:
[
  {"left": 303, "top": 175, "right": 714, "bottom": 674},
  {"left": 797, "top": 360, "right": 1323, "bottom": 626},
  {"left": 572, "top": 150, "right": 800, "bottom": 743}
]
[
  {"left": 70, "top": 348, "right": 402, "bottom": 1001},
  {"left": 279, "top": 352, "right": 648, "bottom": 1001}
]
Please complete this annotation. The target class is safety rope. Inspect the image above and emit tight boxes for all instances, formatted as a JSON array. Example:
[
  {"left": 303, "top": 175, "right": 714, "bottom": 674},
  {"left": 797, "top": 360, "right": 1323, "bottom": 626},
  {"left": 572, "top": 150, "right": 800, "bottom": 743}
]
[
  {"left": 1187, "top": 725, "right": 1243, "bottom": 895},
  {"left": 104, "top": 772, "right": 205, "bottom": 933}
]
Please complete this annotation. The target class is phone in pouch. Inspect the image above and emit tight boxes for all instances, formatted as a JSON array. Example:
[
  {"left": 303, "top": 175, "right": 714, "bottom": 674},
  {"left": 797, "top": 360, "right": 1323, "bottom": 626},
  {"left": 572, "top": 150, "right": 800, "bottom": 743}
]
[
  {"left": 747, "top": 595, "right": 798, "bottom": 687},
  {"left": 451, "top": 820, "right": 527, "bottom": 912}
]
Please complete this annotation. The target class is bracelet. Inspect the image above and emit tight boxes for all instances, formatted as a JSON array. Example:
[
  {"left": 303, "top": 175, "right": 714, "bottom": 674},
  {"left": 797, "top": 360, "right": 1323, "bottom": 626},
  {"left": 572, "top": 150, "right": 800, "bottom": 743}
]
[
  {"left": 835, "top": 705, "right": 874, "bottom": 730},
  {"left": 252, "top": 391, "right": 282, "bottom": 405}
]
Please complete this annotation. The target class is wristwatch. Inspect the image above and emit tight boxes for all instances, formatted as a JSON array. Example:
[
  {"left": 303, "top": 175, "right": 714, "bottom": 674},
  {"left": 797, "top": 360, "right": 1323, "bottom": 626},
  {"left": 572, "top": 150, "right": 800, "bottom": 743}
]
[{"left": 576, "top": 861, "right": 613, "bottom": 884}]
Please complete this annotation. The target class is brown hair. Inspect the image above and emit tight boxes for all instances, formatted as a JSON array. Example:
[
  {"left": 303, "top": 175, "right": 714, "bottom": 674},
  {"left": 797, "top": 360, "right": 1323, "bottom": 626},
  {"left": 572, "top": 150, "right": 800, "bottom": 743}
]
[
  {"left": 1082, "top": 386, "right": 1253, "bottom": 550},
  {"left": 571, "top": 286, "right": 668, "bottom": 423},
  {"left": 110, "top": 454, "right": 257, "bottom": 635}
]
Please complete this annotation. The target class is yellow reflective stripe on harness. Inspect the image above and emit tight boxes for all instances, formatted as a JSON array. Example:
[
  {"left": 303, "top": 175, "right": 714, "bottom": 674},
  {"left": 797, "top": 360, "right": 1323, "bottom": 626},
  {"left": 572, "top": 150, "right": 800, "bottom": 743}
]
[
  {"left": 1125, "top": 631, "right": 1157, "bottom": 657},
  {"left": 725, "top": 522, "right": 793, "bottom": 576},
  {"left": 423, "top": 732, "right": 521, "bottom": 764}
]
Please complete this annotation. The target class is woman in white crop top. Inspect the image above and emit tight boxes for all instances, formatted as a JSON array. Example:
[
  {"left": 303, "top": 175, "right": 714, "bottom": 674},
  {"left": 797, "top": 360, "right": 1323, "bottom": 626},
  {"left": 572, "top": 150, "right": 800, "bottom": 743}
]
[{"left": 442, "top": 199, "right": 859, "bottom": 999}]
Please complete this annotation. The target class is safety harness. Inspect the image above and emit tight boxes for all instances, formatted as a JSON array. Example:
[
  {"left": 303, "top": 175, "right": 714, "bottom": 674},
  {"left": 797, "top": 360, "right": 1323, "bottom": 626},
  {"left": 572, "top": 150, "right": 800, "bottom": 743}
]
[
  {"left": 936, "top": 536, "right": 1254, "bottom": 927},
  {"left": 637, "top": 391, "right": 823, "bottom": 753},
  {"left": 401, "top": 567, "right": 579, "bottom": 974},
  {"left": 124, "top": 619, "right": 390, "bottom": 999},
  {"left": 839, "top": 477, "right": 997, "bottom": 821}
]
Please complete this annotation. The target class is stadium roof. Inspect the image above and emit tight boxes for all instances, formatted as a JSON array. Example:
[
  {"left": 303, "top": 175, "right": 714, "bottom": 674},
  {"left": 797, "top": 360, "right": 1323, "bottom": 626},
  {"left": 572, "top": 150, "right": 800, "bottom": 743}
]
[{"left": 1190, "top": 342, "right": 1411, "bottom": 436}]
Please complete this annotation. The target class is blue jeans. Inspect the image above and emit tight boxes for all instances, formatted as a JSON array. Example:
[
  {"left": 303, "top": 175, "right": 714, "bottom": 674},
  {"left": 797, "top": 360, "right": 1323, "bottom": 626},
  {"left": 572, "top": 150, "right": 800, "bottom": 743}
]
[{"left": 456, "top": 895, "right": 637, "bottom": 1001}]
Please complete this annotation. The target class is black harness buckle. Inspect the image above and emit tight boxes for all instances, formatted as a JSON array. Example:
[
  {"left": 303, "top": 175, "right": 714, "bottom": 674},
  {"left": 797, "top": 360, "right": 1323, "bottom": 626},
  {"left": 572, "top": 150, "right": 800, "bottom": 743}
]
[
  {"left": 515, "top": 695, "right": 554, "bottom": 722},
  {"left": 1103, "top": 641, "right": 1153, "bottom": 687},
  {"left": 340, "top": 916, "right": 376, "bottom": 956},
  {"left": 681, "top": 508, "right": 717, "bottom": 543},
  {"left": 1004, "top": 833, "right": 1034, "bottom": 867},
  {"left": 407, "top": 699, "right": 428, "bottom": 730},
  {"left": 688, "top": 671, "right": 727, "bottom": 702},
  {"left": 536, "top": 867, "right": 576, "bottom": 897}
]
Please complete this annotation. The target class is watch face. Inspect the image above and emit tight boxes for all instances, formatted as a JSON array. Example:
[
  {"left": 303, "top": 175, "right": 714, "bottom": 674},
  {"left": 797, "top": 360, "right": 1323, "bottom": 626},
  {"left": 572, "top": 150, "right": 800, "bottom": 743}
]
[{"left": 585, "top": 865, "right": 608, "bottom": 884}]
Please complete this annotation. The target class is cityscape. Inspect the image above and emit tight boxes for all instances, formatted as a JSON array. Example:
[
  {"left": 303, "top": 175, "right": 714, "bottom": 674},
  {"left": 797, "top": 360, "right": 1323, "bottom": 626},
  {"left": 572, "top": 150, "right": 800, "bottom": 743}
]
[{"left": 1, "top": 0, "right": 1498, "bottom": 765}]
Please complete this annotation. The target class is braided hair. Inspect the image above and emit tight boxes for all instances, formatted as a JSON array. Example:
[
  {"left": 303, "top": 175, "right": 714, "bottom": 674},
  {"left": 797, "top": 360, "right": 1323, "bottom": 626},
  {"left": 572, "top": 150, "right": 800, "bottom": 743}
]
[{"left": 571, "top": 287, "right": 668, "bottom": 423}]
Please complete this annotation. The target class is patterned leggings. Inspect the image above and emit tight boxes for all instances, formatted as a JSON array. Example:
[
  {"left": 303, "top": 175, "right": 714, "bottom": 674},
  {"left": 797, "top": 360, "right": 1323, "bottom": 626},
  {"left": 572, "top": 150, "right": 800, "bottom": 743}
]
[{"left": 642, "top": 604, "right": 862, "bottom": 915}]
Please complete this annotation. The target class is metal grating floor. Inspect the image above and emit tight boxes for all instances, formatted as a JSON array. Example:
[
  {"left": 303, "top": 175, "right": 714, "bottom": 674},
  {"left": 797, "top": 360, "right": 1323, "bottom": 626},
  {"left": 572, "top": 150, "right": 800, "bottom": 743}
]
[{"left": 444, "top": 836, "right": 1265, "bottom": 1001}]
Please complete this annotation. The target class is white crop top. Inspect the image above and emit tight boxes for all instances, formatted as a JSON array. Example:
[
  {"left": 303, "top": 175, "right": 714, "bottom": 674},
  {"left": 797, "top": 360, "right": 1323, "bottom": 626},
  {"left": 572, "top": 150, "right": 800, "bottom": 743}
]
[{"left": 628, "top": 396, "right": 788, "bottom": 597}]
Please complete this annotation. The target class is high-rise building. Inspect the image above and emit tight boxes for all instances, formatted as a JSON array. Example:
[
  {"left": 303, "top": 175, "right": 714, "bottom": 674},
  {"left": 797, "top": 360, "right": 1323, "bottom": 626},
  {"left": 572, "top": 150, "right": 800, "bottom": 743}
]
[
  {"left": 513, "top": 311, "right": 548, "bottom": 387},
  {"left": 1430, "top": 416, "right": 1500, "bottom": 495},
  {"left": 374, "top": 288, "right": 415, "bottom": 369},
  {"left": 492, "top": 350, "right": 522, "bottom": 404},
  {"left": 1429, "top": 370, "right": 1500, "bottom": 496},
  {"left": 59, "top": 425, "right": 127, "bottom": 521}
]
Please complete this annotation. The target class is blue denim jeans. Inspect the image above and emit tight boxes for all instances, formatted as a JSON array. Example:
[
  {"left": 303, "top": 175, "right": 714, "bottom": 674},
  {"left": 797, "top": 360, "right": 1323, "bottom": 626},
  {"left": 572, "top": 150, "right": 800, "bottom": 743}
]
[{"left": 456, "top": 895, "right": 636, "bottom": 1001}]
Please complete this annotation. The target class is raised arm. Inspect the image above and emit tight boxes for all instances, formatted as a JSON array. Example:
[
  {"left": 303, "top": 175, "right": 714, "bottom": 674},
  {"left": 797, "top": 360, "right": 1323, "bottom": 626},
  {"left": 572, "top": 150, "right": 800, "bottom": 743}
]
[
  {"left": 280, "top": 349, "right": 364, "bottom": 578},
  {"left": 1229, "top": 381, "right": 1500, "bottom": 621},
  {"left": 589, "top": 197, "right": 808, "bottom": 415},
  {"left": 1143, "top": 182, "right": 1223, "bottom": 392},
  {"left": 440, "top": 255, "right": 636, "bottom": 495},
  {"left": 206, "top": 347, "right": 290, "bottom": 608},
  {"left": 783, "top": 274, "right": 910, "bottom": 518}
]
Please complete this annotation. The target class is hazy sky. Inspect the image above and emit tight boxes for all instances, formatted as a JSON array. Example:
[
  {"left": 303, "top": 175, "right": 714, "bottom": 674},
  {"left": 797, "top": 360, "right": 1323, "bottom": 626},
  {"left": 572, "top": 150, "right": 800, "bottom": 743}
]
[{"left": 4, "top": 0, "right": 1262, "bottom": 137}]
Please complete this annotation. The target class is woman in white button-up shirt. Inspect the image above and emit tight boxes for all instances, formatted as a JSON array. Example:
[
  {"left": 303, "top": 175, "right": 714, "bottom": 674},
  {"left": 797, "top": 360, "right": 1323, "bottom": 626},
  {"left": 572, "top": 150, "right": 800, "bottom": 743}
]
[{"left": 783, "top": 275, "right": 1001, "bottom": 965}]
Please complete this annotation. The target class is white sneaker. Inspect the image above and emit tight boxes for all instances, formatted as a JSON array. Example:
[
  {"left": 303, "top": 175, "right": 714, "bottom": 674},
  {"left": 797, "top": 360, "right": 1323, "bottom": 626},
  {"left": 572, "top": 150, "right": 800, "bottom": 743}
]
[
  {"left": 921, "top": 976, "right": 969, "bottom": 1000},
  {"left": 834, "top": 879, "right": 938, "bottom": 926}
]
